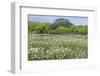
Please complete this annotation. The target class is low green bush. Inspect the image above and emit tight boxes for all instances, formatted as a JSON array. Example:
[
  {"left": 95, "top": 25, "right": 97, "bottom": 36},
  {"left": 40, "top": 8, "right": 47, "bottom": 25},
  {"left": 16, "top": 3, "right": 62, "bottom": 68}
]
[{"left": 28, "top": 22, "right": 88, "bottom": 34}]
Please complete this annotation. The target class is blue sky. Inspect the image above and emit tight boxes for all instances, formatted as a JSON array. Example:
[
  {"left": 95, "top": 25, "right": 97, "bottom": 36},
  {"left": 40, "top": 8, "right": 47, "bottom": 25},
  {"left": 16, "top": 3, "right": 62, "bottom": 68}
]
[{"left": 28, "top": 15, "right": 88, "bottom": 25}]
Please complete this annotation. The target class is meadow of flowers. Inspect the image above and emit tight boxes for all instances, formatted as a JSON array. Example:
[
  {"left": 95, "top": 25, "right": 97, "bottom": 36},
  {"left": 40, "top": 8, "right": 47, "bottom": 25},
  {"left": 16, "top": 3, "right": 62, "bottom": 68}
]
[{"left": 28, "top": 34, "right": 88, "bottom": 61}]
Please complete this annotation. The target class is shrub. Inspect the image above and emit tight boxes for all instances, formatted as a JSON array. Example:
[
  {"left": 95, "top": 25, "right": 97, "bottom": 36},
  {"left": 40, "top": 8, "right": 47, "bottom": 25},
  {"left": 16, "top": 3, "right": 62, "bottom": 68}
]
[{"left": 28, "top": 21, "right": 88, "bottom": 34}]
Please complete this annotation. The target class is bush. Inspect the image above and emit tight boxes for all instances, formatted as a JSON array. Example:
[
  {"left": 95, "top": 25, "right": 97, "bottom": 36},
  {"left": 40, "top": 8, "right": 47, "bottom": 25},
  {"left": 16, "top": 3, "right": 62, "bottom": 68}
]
[
  {"left": 48, "top": 30, "right": 59, "bottom": 34},
  {"left": 56, "top": 26, "right": 69, "bottom": 34},
  {"left": 28, "top": 21, "right": 88, "bottom": 34}
]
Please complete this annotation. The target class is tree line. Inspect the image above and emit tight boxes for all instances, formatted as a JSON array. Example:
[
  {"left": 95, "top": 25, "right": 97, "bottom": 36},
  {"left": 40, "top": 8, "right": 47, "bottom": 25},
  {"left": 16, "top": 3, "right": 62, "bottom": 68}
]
[{"left": 28, "top": 18, "right": 88, "bottom": 34}]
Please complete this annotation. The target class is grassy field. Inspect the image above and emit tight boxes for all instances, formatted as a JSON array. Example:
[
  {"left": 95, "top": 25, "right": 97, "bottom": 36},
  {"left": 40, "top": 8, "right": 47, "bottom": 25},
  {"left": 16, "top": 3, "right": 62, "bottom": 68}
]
[{"left": 28, "top": 34, "right": 88, "bottom": 61}]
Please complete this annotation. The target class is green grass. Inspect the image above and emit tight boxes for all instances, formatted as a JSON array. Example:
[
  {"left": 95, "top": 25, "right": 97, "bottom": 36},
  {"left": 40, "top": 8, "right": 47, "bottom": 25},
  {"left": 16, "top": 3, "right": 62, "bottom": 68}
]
[{"left": 28, "top": 34, "right": 88, "bottom": 61}]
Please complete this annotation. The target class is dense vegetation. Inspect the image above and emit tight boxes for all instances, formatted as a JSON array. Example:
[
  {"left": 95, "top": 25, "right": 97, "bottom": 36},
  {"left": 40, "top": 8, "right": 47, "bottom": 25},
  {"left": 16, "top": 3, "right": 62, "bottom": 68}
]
[
  {"left": 28, "top": 18, "right": 88, "bottom": 34},
  {"left": 28, "top": 18, "right": 88, "bottom": 60},
  {"left": 28, "top": 34, "right": 88, "bottom": 60}
]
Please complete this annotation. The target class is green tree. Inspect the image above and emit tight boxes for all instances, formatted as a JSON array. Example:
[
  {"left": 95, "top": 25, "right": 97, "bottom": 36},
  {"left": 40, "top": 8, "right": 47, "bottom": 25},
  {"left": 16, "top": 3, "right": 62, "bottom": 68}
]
[
  {"left": 56, "top": 26, "right": 69, "bottom": 34},
  {"left": 28, "top": 22, "right": 38, "bottom": 33},
  {"left": 50, "top": 18, "right": 73, "bottom": 29}
]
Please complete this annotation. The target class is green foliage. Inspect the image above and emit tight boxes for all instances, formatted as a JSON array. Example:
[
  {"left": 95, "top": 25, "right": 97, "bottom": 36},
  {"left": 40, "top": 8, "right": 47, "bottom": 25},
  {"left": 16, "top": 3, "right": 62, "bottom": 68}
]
[
  {"left": 69, "top": 25, "right": 88, "bottom": 34},
  {"left": 34, "top": 23, "right": 47, "bottom": 33},
  {"left": 28, "top": 22, "right": 37, "bottom": 33},
  {"left": 28, "top": 18, "right": 88, "bottom": 34},
  {"left": 49, "top": 18, "right": 73, "bottom": 29},
  {"left": 56, "top": 26, "right": 71, "bottom": 34},
  {"left": 28, "top": 22, "right": 51, "bottom": 34},
  {"left": 47, "top": 30, "right": 59, "bottom": 34}
]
